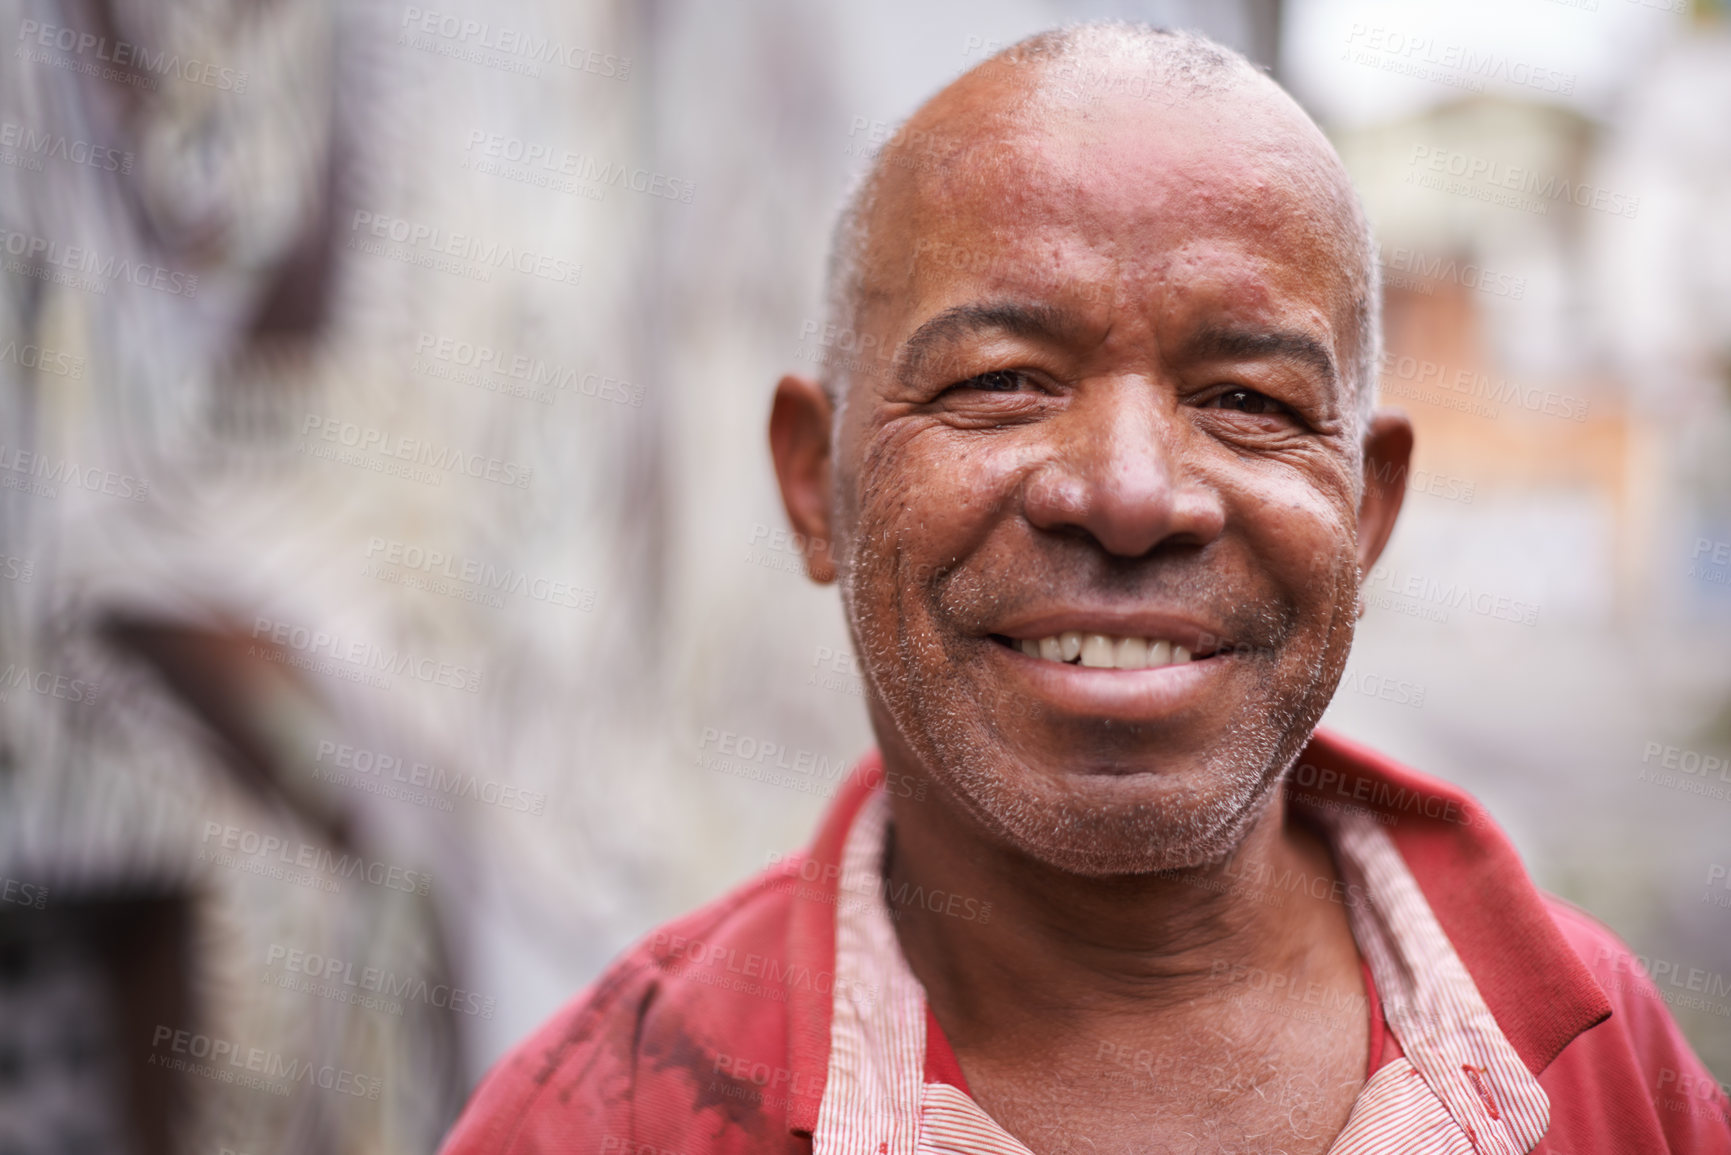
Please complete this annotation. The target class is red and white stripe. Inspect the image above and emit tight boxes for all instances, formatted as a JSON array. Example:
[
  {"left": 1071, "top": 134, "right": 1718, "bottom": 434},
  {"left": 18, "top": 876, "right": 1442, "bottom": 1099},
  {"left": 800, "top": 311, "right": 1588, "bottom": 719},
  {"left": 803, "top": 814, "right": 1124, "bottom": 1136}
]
[
  {"left": 1325, "top": 810, "right": 1550, "bottom": 1154},
  {"left": 812, "top": 793, "right": 927, "bottom": 1153},
  {"left": 813, "top": 794, "right": 1550, "bottom": 1155}
]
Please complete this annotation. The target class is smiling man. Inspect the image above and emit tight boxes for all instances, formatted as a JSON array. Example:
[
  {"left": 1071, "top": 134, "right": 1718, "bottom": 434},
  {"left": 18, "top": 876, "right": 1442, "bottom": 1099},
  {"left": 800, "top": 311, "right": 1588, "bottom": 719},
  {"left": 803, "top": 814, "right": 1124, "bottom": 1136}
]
[{"left": 443, "top": 25, "right": 1730, "bottom": 1155}]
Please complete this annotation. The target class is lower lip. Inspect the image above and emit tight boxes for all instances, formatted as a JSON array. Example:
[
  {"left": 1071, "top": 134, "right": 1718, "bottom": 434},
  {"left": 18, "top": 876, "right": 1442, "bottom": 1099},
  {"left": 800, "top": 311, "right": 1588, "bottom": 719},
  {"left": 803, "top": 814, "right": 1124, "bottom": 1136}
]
[{"left": 986, "top": 640, "right": 1232, "bottom": 721}]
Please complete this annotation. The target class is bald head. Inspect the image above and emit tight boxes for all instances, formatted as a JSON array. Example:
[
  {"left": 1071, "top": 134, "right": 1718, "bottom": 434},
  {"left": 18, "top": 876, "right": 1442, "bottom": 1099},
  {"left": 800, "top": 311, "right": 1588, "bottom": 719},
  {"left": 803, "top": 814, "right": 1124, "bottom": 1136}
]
[{"left": 820, "top": 23, "right": 1381, "bottom": 434}]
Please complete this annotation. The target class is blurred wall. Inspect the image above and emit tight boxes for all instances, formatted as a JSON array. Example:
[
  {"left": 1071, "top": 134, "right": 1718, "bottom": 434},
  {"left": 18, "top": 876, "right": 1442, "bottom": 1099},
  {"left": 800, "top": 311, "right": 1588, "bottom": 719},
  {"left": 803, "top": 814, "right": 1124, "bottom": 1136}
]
[{"left": 0, "top": 0, "right": 1725, "bottom": 1150}]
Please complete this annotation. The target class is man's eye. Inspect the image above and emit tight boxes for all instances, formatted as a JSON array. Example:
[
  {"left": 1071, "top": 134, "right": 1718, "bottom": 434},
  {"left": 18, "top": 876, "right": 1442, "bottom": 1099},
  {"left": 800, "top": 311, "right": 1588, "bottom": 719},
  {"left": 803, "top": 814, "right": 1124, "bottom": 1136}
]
[
  {"left": 951, "top": 369, "right": 1026, "bottom": 393},
  {"left": 1208, "top": 387, "right": 1288, "bottom": 416}
]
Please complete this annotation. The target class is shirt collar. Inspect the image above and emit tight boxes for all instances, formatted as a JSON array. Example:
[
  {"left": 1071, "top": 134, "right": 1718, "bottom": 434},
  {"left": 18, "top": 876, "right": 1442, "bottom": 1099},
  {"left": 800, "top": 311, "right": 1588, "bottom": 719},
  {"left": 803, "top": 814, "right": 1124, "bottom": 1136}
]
[
  {"left": 776, "top": 728, "right": 1613, "bottom": 1142},
  {"left": 782, "top": 752, "right": 886, "bottom": 1136},
  {"left": 1290, "top": 728, "right": 1611, "bottom": 1074}
]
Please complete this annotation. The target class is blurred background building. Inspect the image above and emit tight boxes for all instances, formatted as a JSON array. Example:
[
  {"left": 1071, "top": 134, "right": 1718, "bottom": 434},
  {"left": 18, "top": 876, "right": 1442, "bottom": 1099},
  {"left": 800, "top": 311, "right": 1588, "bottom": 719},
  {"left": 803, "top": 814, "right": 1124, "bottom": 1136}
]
[{"left": 0, "top": 0, "right": 1725, "bottom": 1150}]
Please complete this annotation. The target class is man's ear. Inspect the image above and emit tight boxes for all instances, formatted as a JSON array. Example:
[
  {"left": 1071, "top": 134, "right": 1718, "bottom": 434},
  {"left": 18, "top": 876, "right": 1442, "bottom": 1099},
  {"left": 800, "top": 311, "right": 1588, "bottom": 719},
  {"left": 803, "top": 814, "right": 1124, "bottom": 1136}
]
[
  {"left": 1357, "top": 408, "right": 1415, "bottom": 574},
  {"left": 768, "top": 374, "right": 839, "bottom": 584}
]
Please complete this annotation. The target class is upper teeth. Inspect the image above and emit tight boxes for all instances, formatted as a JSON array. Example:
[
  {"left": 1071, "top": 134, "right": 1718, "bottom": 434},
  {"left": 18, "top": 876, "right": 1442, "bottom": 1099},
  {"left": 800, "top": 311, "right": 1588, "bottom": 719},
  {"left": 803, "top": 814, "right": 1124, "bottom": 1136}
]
[{"left": 1017, "top": 632, "right": 1194, "bottom": 669}]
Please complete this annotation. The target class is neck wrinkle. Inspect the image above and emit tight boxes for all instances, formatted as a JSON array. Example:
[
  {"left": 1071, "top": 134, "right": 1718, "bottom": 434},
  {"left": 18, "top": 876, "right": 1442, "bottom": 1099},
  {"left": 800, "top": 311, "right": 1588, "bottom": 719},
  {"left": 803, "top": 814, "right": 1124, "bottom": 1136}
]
[{"left": 883, "top": 783, "right": 1334, "bottom": 1030}]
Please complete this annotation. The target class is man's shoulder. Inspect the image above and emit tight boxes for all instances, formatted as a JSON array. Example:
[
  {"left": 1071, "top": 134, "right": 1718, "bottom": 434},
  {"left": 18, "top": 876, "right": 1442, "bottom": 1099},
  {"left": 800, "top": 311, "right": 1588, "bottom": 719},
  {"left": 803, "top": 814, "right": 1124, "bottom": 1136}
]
[
  {"left": 1305, "top": 729, "right": 1729, "bottom": 1148},
  {"left": 1535, "top": 893, "right": 1731, "bottom": 1152},
  {"left": 439, "top": 862, "right": 815, "bottom": 1155}
]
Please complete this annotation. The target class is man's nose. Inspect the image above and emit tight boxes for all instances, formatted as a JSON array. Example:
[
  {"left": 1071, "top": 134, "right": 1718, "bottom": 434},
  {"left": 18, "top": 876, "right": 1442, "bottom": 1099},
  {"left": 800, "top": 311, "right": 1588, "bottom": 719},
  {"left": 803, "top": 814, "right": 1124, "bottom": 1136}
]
[{"left": 1020, "top": 378, "right": 1226, "bottom": 559}]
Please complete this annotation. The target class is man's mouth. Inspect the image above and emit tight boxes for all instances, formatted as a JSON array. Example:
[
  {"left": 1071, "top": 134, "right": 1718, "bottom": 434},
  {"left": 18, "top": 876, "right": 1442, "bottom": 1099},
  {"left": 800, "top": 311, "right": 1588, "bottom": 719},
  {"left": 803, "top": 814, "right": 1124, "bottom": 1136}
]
[{"left": 989, "top": 632, "right": 1217, "bottom": 669}]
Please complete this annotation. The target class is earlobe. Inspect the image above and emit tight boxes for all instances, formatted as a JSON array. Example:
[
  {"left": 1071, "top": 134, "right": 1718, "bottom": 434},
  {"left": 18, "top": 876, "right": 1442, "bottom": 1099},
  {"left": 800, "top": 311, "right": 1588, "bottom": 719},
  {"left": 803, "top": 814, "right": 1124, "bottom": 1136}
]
[
  {"left": 768, "top": 374, "right": 840, "bottom": 585},
  {"left": 1356, "top": 409, "right": 1415, "bottom": 574}
]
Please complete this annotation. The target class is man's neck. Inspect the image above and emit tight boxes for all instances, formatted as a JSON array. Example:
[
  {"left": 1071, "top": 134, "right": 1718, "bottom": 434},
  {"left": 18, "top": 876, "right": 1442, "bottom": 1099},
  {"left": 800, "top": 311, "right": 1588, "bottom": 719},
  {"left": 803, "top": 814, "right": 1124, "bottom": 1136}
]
[
  {"left": 880, "top": 766, "right": 1360, "bottom": 1045},
  {"left": 875, "top": 760, "right": 1371, "bottom": 1153}
]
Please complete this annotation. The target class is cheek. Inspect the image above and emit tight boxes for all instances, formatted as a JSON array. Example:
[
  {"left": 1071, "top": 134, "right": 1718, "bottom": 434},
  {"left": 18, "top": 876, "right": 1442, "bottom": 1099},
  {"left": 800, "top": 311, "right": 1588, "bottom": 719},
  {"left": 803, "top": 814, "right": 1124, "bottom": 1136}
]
[
  {"left": 1279, "top": 501, "right": 1354, "bottom": 588},
  {"left": 853, "top": 424, "right": 1023, "bottom": 562},
  {"left": 1224, "top": 467, "right": 1360, "bottom": 617}
]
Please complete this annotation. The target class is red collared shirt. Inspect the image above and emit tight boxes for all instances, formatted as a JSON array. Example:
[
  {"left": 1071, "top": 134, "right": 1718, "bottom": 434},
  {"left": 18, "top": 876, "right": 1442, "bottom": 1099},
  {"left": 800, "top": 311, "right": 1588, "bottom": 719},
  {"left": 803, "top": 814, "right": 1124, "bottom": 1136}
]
[{"left": 441, "top": 729, "right": 1731, "bottom": 1154}]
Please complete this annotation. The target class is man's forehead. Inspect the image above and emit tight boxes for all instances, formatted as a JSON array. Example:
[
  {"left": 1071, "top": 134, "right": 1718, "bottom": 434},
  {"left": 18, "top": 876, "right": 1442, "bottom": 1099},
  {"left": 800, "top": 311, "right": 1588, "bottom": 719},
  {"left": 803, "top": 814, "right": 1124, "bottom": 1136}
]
[
  {"left": 859, "top": 71, "right": 1357, "bottom": 326},
  {"left": 862, "top": 149, "right": 1342, "bottom": 386}
]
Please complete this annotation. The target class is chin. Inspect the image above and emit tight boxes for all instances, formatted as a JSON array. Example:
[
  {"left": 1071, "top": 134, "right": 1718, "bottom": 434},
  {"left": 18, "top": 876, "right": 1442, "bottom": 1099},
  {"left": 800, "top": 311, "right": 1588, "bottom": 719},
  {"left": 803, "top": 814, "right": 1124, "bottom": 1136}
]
[
  {"left": 930, "top": 714, "right": 1315, "bottom": 878},
  {"left": 987, "top": 771, "right": 1279, "bottom": 877}
]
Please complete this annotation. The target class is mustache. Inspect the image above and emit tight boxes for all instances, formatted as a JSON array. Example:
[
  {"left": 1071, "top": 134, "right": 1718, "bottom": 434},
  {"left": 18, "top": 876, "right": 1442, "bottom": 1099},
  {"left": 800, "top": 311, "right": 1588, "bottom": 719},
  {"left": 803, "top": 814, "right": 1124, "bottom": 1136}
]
[{"left": 930, "top": 550, "right": 1302, "bottom": 654}]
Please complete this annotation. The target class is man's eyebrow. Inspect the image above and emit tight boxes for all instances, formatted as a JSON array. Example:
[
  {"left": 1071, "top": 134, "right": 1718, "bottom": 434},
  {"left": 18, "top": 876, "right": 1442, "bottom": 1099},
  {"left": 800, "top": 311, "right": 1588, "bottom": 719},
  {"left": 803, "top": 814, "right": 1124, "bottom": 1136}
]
[
  {"left": 1186, "top": 325, "right": 1340, "bottom": 388},
  {"left": 893, "top": 301, "right": 1077, "bottom": 384}
]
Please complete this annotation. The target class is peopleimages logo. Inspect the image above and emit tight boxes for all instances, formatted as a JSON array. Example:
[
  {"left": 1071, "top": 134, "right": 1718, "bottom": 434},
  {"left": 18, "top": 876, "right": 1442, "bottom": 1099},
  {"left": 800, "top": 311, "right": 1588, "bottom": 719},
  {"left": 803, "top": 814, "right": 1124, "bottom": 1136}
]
[
  {"left": 654, "top": 934, "right": 879, "bottom": 1008},
  {"left": 1287, "top": 761, "right": 1470, "bottom": 826},
  {"left": 0, "top": 662, "right": 99, "bottom": 706},
  {"left": 148, "top": 1026, "right": 380, "bottom": 1099},
  {"left": 299, "top": 414, "right": 534, "bottom": 489},
  {"left": 313, "top": 739, "right": 547, "bottom": 815},
  {"left": 1408, "top": 145, "right": 1639, "bottom": 219},
  {"left": 15, "top": 20, "right": 249, "bottom": 92},
  {"left": 1375, "top": 244, "right": 1526, "bottom": 300},
  {"left": 248, "top": 615, "right": 484, "bottom": 693},
  {"left": 1342, "top": 25, "right": 1576, "bottom": 96},
  {"left": 1640, "top": 741, "right": 1731, "bottom": 782},
  {"left": 462, "top": 130, "right": 694, "bottom": 204},
  {"left": 0, "top": 441, "right": 149, "bottom": 502},
  {"left": 1704, "top": 864, "right": 1731, "bottom": 911},
  {"left": 346, "top": 211, "right": 581, "bottom": 287},
  {"left": 264, "top": 944, "right": 496, "bottom": 1018},
  {"left": 0, "top": 225, "right": 197, "bottom": 297},
  {"left": 200, "top": 822, "right": 433, "bottom": 895},
  {"left": 0, "top": 120, "right": 132, "bottom": 174},
  {"left": 0, "top": 876, "right": 47, "bottom": 910},
  {"left": 398, "top": 8, "right": 630, "bottom": 79},
  {"left": 696, "top": 727, "right": 927, "bottom": 803},
  {"left": 363, "top": 536, "right": 596, "bottom": 611},
  {"left": 1693, "top": 537, "right": 1731, "bottom": 571},
  {"left": 1362, "top": 565, "right": 1540, "bottom": 628},
  {"left": 766, "top": 849, "right": 993, "bottom": 925},
  {"left": 1595, "top": 946, "right": 1731, "bottom": 1015},
  {"left": 0, "top": 337, "right": 85, "bottom": 378},
  {"left": 1378, "top": 351, "right": 1590, "bottom": 423},
  {"left": 413, "top": 331, "right": 644, "bottom": 407}
]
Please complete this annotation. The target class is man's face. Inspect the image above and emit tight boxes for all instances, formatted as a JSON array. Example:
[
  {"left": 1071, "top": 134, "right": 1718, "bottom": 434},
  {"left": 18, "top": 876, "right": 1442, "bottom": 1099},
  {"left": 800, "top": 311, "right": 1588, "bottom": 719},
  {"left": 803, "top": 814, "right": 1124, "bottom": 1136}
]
[{"left": 777, "top": 77, "right": 1409, "bottom": 876}]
